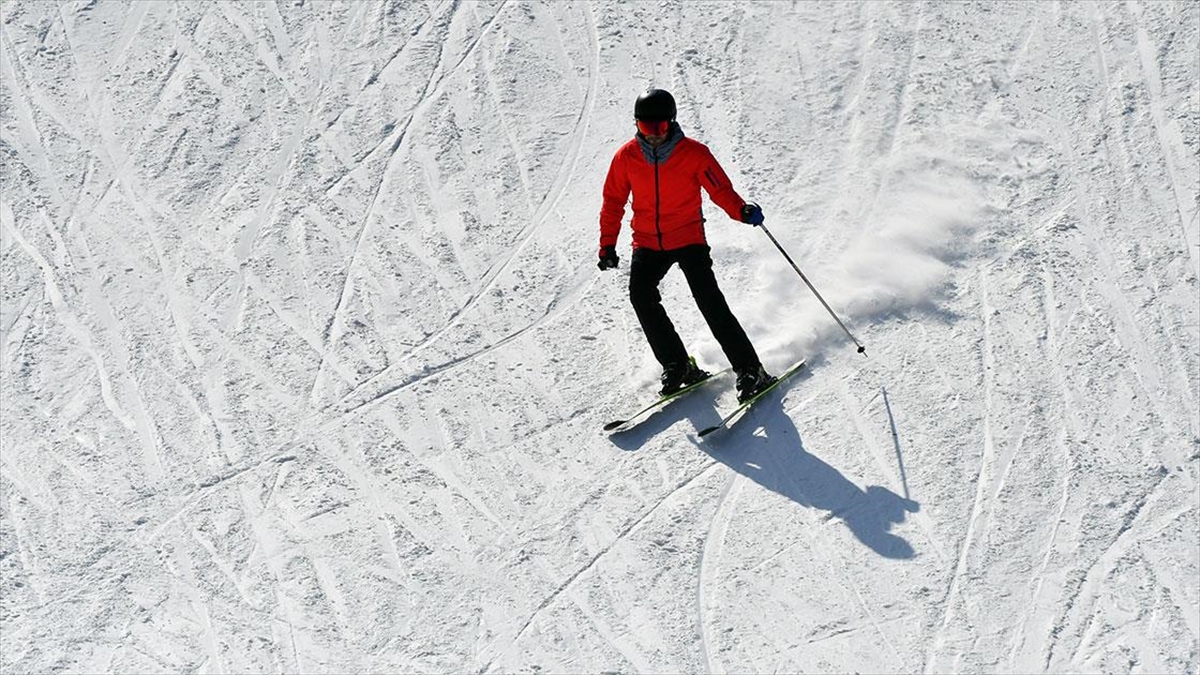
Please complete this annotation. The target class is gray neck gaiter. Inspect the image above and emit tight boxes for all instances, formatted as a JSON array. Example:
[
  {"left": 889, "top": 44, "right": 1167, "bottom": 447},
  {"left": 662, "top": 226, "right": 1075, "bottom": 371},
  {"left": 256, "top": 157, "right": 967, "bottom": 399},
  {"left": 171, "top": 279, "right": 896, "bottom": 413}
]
[{"left": 637, "top": 122, "right": 685, "bottom": 164}]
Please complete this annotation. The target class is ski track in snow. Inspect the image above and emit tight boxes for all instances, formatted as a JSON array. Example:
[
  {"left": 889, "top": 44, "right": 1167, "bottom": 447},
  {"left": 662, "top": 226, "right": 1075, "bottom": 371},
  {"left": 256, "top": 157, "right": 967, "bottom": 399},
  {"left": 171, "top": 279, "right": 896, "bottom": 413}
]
[{"left": 1, "top": 1, "right": 1197, "bottom": 672}]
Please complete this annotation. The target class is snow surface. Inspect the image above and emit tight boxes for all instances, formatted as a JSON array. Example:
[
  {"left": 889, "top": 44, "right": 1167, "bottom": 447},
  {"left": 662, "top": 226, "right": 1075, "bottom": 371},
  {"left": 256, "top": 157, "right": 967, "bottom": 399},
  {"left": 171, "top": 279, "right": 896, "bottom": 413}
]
[{"left": 1, "top": 1, "right": 1198, "bottom": 672}]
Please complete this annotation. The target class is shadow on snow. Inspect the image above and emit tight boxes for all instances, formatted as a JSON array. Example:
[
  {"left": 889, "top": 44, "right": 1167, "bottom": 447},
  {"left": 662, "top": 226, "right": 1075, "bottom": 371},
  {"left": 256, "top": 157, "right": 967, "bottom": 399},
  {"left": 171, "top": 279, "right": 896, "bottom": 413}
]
[{"left": 609, "top": 371, "right": 919, "bottom": 560}]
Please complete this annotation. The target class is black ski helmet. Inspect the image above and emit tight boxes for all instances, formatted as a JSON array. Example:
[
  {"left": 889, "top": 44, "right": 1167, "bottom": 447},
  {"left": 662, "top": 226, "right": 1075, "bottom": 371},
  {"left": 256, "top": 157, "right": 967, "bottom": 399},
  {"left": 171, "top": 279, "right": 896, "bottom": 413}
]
[{"left": 634, "top": 88, "right": 676, "bottom": 121}]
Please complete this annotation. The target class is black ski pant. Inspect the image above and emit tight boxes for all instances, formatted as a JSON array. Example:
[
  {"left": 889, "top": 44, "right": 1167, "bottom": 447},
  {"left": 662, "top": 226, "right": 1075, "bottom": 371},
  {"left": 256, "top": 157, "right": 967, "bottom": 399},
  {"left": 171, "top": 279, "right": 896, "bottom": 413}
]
[{"left": 629, "top": 244, "right": 760, "bottom": 373}]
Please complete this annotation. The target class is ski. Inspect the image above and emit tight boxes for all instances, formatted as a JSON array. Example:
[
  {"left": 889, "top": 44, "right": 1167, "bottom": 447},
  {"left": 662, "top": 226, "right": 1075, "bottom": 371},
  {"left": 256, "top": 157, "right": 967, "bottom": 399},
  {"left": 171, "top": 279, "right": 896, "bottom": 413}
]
[
  {"left": 604, "top": 368, "right": 731, "bottom": 432},
  {"left": 698, "top": 359, "right": 807, "bottom": 438}
]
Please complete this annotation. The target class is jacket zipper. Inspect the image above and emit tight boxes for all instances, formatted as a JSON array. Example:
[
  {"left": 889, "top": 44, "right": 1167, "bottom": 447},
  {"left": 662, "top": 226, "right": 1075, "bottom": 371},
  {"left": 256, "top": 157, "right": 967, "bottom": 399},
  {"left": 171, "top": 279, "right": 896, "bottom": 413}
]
[{"left": 653, "top": 147, "right": 663, "bottom": 249}]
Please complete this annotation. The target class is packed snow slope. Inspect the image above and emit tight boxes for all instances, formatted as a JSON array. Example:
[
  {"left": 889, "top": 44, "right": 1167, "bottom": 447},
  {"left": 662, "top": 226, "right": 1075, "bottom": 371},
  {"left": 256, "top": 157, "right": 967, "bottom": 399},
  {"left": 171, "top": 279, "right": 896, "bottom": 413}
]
[{"left": 2, "top": 1, "right": 1198, "bottom": 672}]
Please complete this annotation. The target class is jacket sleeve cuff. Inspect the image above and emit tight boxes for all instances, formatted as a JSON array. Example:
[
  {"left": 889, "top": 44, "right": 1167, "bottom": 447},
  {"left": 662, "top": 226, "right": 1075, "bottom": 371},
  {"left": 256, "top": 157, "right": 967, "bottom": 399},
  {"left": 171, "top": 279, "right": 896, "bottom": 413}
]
[{"left": 599, "top": 235, "right": 618, "bottom": 250}]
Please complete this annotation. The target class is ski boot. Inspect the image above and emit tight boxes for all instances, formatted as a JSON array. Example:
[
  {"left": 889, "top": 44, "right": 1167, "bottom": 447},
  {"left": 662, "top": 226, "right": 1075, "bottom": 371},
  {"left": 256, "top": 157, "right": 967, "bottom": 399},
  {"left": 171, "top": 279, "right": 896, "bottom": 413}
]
[
  {"left": 735, "top": 364, "right": 776, "bottom": 403},
  {"left": 660, "top": 356, "right": 710, "bottom": 396}
]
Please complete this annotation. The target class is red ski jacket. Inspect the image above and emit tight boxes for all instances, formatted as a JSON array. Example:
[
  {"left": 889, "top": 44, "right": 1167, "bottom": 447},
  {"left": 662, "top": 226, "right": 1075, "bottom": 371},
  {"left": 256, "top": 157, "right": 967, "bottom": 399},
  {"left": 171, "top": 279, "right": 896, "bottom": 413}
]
[{"left": 599, "top": 132, "right": 746, "bottom": 252}]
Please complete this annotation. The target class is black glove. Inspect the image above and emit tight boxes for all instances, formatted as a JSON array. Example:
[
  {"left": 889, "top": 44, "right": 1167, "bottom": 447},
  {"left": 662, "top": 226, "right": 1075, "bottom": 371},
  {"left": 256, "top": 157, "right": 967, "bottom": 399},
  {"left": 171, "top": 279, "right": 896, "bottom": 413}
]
[
  {"left": 597, "top": 245, "right": 619, "bottom": 270},
  {"left": 740, "top": 202, "right": 764, "bottom": 226}
]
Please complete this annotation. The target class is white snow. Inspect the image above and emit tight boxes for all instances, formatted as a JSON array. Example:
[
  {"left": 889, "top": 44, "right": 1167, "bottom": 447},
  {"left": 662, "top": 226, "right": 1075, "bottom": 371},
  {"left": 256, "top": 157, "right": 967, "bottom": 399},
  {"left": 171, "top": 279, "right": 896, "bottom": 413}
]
[{"left": 1, "top": 1, "right": 1197, "bottom": 673}]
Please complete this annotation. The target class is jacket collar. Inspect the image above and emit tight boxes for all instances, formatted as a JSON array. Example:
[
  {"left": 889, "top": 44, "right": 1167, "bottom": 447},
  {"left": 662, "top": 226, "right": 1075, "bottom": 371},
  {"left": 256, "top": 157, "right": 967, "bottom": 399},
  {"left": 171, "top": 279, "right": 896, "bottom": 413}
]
[{"left": 637, "top": 122, "right": 684, "bottom": 164}]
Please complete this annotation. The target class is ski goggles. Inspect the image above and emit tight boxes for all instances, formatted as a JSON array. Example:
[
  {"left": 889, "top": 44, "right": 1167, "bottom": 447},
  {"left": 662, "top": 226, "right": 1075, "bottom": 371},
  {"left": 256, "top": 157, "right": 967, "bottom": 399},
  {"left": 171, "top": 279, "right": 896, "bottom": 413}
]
[{"left": 636, "top": 119, "right": 671, "bottom": 137}]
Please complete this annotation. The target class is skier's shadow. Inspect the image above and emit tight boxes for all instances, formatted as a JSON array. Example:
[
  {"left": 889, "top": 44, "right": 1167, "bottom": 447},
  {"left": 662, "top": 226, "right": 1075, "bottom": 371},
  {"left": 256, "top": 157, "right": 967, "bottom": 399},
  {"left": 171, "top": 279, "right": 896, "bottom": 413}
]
[{"left": 696, "top": 392, "right": 919, "bottom": 560}]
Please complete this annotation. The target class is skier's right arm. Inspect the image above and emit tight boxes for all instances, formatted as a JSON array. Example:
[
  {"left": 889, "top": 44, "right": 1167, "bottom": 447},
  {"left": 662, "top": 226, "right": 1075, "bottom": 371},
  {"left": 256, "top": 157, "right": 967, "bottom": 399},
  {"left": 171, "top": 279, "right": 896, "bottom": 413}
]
[{"left": 599, "top": 150, "right": 631, "bottom": 250}]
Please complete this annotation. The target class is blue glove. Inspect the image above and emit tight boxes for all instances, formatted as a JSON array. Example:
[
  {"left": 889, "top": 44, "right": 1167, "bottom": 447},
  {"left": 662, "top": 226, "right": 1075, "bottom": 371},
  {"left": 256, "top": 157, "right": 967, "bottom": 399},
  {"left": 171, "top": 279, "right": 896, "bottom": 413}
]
[
  {"left": 740, "top": 203, "right": 764, "bottom": 226},
  {"left": 598, "top": 245, "right": 619, "bottom": 270}
]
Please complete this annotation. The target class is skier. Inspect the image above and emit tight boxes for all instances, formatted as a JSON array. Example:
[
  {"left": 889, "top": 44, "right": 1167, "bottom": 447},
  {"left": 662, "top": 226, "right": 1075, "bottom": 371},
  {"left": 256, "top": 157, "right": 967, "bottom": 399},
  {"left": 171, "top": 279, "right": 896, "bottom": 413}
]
[{"left": 597, "top": 88, "right": 775, "bottom": 402}]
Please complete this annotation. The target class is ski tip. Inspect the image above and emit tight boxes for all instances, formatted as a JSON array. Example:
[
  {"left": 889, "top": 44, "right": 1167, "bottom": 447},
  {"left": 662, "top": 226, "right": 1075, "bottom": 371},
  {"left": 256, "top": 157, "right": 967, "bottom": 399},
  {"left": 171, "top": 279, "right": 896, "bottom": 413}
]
[
  {"left": 603, "top": 420, "right": 628, "bottom": 432},
  {"left": 697, "top": 425, "right": 720, "bottom": 438}
]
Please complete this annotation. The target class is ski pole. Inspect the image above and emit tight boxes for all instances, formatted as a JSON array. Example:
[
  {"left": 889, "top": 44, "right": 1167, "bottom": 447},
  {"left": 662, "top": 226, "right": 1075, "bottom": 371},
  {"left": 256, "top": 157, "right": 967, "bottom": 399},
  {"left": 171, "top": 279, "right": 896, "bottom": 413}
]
[{"left": 758, "top": 221, "right": 867, "bottom": 355}]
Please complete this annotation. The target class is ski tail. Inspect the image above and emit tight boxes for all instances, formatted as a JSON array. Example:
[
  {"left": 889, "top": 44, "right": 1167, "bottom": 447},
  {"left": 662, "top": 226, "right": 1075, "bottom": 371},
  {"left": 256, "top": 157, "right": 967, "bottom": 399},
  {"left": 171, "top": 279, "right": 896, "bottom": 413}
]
[{"left": 605, "top": 368, "right": 731, "bottom": 433}]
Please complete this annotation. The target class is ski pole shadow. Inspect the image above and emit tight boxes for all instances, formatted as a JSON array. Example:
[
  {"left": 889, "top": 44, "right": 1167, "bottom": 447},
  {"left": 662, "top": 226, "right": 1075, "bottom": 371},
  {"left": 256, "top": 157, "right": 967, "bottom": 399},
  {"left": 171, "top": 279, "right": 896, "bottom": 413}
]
[
  {"left": 881, "top": 386, "right": 911, "bottom": 501},
  {"left": 697, "top": 393, "right": 920, "bottom": 560}
]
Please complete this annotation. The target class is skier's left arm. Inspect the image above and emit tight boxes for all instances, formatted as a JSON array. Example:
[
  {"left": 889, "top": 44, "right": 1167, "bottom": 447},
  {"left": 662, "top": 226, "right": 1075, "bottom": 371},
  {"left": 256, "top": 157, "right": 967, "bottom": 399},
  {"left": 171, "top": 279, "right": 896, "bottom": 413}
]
[{"left": 697, "top": 148, "right": 748, "bottom": 222}]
